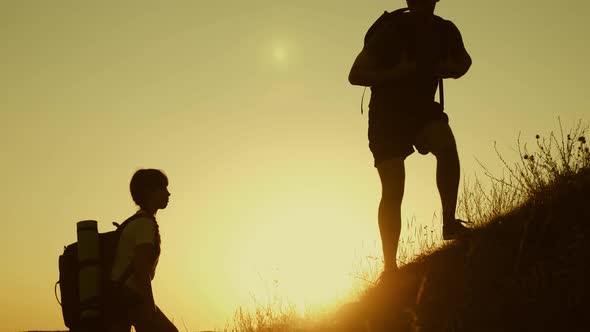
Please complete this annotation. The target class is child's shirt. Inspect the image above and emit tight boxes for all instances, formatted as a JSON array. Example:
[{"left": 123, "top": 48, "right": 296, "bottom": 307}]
[{"left": 110, "top": 214, "right": 159, "bottom": 293}]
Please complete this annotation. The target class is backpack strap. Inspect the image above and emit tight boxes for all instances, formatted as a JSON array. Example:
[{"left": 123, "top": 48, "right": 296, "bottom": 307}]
[
  {"left": 364, "top": 8, "right": 409, "bottom": 46},
  {"left": 438, "top": 78, "right": 444, "bottom": 110}
]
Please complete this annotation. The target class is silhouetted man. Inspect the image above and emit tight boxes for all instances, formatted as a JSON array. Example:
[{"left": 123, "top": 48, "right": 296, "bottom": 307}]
[{"left": 348, "top": 0, "right": 472, "bottom": 279}]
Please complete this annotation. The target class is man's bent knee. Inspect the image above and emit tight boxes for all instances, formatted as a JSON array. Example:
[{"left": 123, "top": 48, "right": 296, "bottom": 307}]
[
  {"left": 419, "top": 122, "right": 458, "bottom": 158},
  {"left": 432, "top": 145, "right": 459, "bottom": 161}
]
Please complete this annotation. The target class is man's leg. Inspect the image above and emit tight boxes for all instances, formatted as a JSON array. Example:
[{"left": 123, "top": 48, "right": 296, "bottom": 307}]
[
  {"left": 415, "top": 122, "right": 461, "bottom": 224},
  {"left": 433, "top": 127, "right": 460, "bottom": 223},
  {"left": 376, "top": 157, "right": 406, "bottom": 272}
]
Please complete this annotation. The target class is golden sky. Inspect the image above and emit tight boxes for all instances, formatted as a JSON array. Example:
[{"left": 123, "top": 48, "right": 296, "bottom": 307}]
[{"left": 1, "top": 1, "right": 589, "bottom": 330}]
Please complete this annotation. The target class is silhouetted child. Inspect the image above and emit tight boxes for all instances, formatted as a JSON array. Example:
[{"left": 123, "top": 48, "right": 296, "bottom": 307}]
[{"left": 107, "top": 169, "right": 178, "bottom": 332}]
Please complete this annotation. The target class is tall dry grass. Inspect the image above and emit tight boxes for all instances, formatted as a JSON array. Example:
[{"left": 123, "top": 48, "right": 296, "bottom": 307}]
[{"left": 459, "top": 119, "right": 589, "bottom": 226}]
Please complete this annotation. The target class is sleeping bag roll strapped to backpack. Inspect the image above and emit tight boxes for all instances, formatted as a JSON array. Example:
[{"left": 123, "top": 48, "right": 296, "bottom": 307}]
[{"left": 76, "top": 220, "right": 101, "bottom": 322}]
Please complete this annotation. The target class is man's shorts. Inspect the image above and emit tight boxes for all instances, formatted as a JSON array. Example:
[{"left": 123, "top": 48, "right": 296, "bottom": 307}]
[{"left": 368, "top": 105, "right": 449, "bottom": 167}]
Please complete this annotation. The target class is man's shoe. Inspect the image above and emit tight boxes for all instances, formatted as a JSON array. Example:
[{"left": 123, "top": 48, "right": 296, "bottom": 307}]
[{"left": 443, "top": 219, "right": 472, "bottom": 240}]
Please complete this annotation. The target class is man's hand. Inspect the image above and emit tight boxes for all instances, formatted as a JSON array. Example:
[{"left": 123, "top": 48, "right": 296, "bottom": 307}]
[{"left": 388, "top": 50, "right": 417, "bottom": 82}]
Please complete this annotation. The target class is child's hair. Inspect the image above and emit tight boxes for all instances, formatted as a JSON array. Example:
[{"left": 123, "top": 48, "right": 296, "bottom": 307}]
[{"left": 130, "top": 169, "right": 168, "bottom": 209}]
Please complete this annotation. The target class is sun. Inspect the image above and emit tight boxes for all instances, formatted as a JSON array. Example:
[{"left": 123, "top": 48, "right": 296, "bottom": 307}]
[
  {"left": 266, "top": 40, "right": 292, "bottom": 68},
  {"left": 272, "top": 44, "right": 287, "bottom": 63}
]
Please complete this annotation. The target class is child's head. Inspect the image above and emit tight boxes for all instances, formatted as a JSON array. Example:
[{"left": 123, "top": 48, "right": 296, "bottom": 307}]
[{"left": 130, "top": 169, "right": 170, "bottom": 212}]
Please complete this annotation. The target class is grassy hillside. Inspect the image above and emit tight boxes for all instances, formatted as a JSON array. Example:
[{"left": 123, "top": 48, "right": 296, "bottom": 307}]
[
  {"left": 339, "top": 169, "right": 590, "bottom": 332},
  {"left": 229, "top": 121, "right": 590, "bottom": 332},
  {"left": 329, "top": 122, "right": 590, "bottom": 332}
]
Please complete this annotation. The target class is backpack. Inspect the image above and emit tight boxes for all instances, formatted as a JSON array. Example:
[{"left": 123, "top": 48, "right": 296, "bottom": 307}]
[
  {"left": 364, "top": 8, "right": 410, "bottom": 47},
  {"left": 54, "top": 213, "right": 148, "bottom": 331},
  {"left": 359, "top": 8, "right": 444, "bottom": 114}
]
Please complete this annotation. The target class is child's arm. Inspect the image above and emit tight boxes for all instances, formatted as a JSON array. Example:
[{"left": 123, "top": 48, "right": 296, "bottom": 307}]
[{"left": 133, "top": 243, "right": 157, "bottom": 317}]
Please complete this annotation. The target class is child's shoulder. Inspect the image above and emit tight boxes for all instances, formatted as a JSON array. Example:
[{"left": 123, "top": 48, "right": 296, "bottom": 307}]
[{"left": 124, "top": 214, "right": 156, "bottom": 233}]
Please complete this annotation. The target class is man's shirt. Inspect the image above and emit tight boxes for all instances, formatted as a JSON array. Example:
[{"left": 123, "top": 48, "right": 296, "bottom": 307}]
[{"left": 364, "top": 12, "right": 469, "bottom": 113}]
